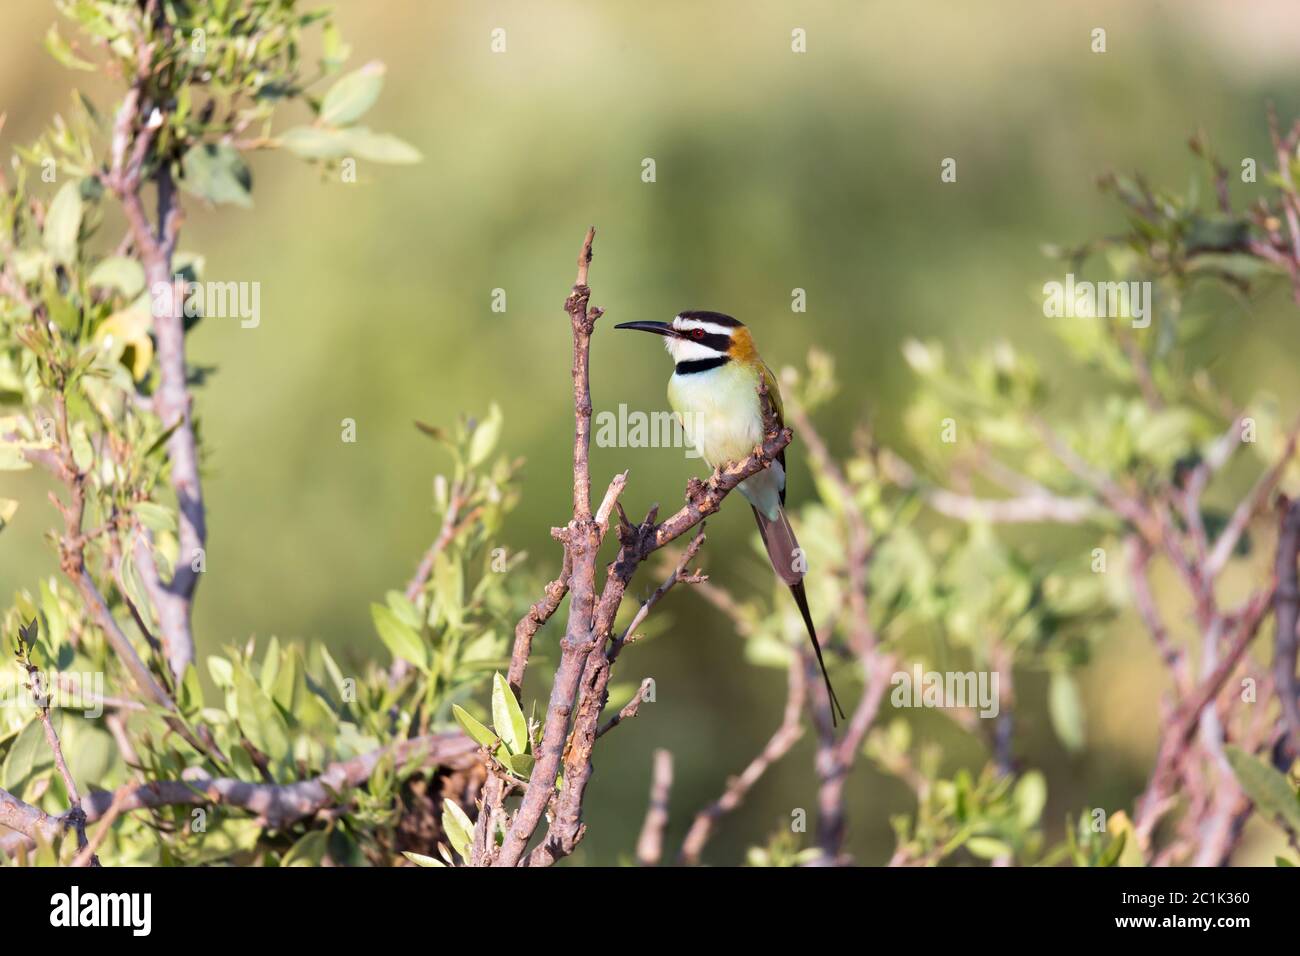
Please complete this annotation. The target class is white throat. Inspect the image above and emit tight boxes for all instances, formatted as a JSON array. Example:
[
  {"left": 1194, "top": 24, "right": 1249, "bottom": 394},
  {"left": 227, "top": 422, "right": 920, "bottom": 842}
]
[{"left": 665, "top": 337, "right": 725, "bottom": 363}]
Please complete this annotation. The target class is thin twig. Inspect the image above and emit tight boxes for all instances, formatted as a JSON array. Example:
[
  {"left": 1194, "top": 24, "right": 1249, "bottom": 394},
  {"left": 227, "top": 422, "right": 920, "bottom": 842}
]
[
  {"left": 105, "top": 28, "right": 201, "bottom": 684},
  {"left": 72, "top": 786, "right": 135, "bottom": 868},
  {"left": 507, "top": 553, "right": 571, "bottom": 698},
  {"left": 597, "top": 677, "right": 656, "bottom": 738},
  {"left": 679, "top": 655, "right": 806, "bottom": 865},
  {"left": 15, "top": 624, "right": 95, "bottom": 863},
  {"left": 1273, "top": 498, "right": 1300, "bottom": 757},
  {"left": 0, "top": 732, "right": 477, "bottom": 856},
  {"left": 1205, "top": 413, "right": 1300, "bottom": 577},
  {"left": 635, "top": 749, "right": 673, "bottom": 867}
]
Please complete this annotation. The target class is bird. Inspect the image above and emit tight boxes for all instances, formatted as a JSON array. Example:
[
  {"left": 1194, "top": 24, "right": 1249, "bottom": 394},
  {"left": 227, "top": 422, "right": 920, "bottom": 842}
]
[{"left": 614, "top": 310, "right": 846, "bottom": 726}]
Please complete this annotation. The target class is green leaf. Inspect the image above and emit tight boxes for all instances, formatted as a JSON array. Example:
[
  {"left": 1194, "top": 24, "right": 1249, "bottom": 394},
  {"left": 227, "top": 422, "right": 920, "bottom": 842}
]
[
  {"left": 1106, "top": 810, "right": 1145, "bottom": 866},
  {"left": 178, "top": 663, "right": 204, "bottom": 715},
  {"left": 441, "top": 797, "right": 473, "bottom": 863},
  {"left": 451, "top": 704, "right": 498, "bottom": 750},
  {"left": 432, "top": 552, "right": 463, "bottom": 629},
  {"left": 1185, "top": 215, "right": 1250, "bottom": 252},
  {"left": 207, "top": 655, "right": 234, "bottom": 688},
  {"left": 385, "top": 590, "right": 422, "bottom": 630},
  {"left": 134, "top": 501, "right": 176, "bottom": 534},
  {"left": 12, "top": 248, "right": 48, "bottom": 284},
  {"left": 402, "top": 851, "right": 445, "bottom": 867},
  {"left": 118, "top": 552, "right": 151, "bottom": 632},
  {"left": 45, "top": 283, "right": 81, "bottom": 336},
  {"left": 280, "top": 125, "right": 422, "bottom": 165},
  {"left": 1013, "top": 770, "right": 1047, "bottom": 828},
  {"left": 502, "top": 752, "right": 534, "bottom": 779},
  {"left": 232, "top": 662, "right": 291, "bottom": 769},
  {"left": 2, "top": 718, "right": 55, "bottom": 792},
  {"left": 43, "top": 181, "right": 83, "bottom": 265},
  {"left": 318, "top": 645, "right": 349, "bottom": 701},
  {"left": 344, "top": 128, "right": 422, "bottom": 164},
  {"left": 1225, "top": 745, "right": 1300, "bottom": 835},
  {"left": 468, "top": 403, "right": 503, "bottom": 468},
  {"left": 491, "top": 672, "right": 527, "bottom": 755},
  {"left": 95, "top": 297, "right": 153, "bottom": 380},
  {"left": 1097, "top": 831, "right": 1127, "bottom": 868},
  {"left": 44, "top": 24, "right": 95, "bottom": 71},
  {"left": 270, "top": 645, "right": 301, "bottom": 712},
  {"left": 181, "top": 143, "right": 252, "bottom": 208},
  {"left": 259, "top": 637, "right": 282, "bottom": 693},
  {"left": 318, "top": 61, "right": 385, "bottom": 126},
  {"left": 69, "top": 423, "right": 93, "bottom": 473},
  {"left": 0, "top": 498, "right": 18, "bottom": 532},
  {"left": 281, "top": 829, "right": 328, "bottom": 867},
  {"left": 0, "top": 446, "right": 33, "bottom": 472},
  {"left": 1135, "top": 408, "right": 1197, "bottom": 467},
  {"left": 1048, "top": 669, "right": 1086, "bottom": 753},
  {"left": 321, "top": 22, "right": 351, "bottom": 70},
  {"left": 1187, "top": 252, "right": 1282, "bottom": 281},
  {"left": 370, "top": 602, "right": 428, "bottom": 671},
  {"left": 280, "top": 126, "right": 353, "bottom": 160},
  {"left": 965, "top": 836, "right": 1013, "bottom": 860},
  {"left": 88, "top": 256, "right": 146, "bottom": 299},
  {"left": 66, "top": 726, "right": 113, "bottom": 788},
  {"left": 79, "top": 175, "right": 103, "bottom": 203}
]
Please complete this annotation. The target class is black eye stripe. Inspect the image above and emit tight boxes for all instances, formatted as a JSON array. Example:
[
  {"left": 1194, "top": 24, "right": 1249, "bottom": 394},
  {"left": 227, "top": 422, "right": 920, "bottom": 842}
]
[{"left": 679, "top": 330, "right": 732, "bottom": 352}]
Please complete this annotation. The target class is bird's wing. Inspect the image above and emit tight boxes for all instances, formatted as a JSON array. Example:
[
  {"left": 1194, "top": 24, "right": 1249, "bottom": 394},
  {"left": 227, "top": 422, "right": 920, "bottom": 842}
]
[
  {"left": 760, "top": 362, "right": 788, "bottom": 505},
  {"left": 760, "top": 362, "right": 785, "bottom": 428}
]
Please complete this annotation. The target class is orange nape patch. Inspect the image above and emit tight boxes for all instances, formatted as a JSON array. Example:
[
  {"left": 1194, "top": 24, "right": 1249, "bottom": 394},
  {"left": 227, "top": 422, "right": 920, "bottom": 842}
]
[{"left": 727, "top": 327, "right": 759, "bottom": 364}]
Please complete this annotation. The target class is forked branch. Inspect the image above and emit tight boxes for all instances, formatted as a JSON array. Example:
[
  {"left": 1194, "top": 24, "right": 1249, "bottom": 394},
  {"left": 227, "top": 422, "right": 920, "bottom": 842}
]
[{"left": 480, "top": 229, "right": 791, "bottom": 867}]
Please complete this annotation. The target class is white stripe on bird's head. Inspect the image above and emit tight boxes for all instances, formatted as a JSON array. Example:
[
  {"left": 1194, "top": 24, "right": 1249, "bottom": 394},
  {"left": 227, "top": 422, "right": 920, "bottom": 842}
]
[{"left": 672, "top": 315, "right": 738, "bottom": 337}]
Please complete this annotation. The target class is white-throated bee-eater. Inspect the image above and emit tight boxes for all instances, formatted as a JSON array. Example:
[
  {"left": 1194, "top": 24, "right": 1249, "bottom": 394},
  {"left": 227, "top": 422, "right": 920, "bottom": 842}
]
[{"left": 614, "top": 311, "right": 846, "bottom": 726}]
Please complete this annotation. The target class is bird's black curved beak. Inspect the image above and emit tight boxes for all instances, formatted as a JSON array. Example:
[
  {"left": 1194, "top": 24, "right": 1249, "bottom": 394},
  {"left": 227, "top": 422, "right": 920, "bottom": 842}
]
[{"left": 614, "top": 320, "right": 679, "bottom": 338}]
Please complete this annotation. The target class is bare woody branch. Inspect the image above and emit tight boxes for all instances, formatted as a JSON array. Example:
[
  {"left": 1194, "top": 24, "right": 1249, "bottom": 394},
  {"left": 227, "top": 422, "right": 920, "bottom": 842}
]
[
  {"left": 102, "top": 14, "right": 202, "bottom": 684},
  {"left": 1205, "top": 415, "right": 1300, "bottom": 577},
  {"left": 809, "top": 650, "right": 897, "bottom": 864},
  {"left": 486, "top": 229, "right": 791, "bottom": 867},
  {"left": 679, "top": 654, "right": 806, "bottom": 866},
  {"left": 882, "top": 450, "right": 1099, "bottom": 525},
  {"left": 598, "top": 677, "right": 656, "bottom": 739},
  {"left": 13, "top": 620, "right": 95, "bottom": 863},
  {"left": 0, "top": 731, "right": 476, "bottom": 858},
  {"left": 1273, "top": 497, "right": 1300, "bottom": 758},
  {"left": 788, "top": 399, "right": 896, "bottom": 864},
  {"left": 635, "top": 749, "right": 674, "bottom": 867},
  {"left": 490, "top": 230, "right": 605, "bottom": 867},
  {"left": 71, "top": 786, "right": 134, "bottom": 868},
  {"left": 1134, "top": 585, "right": 1275, "bottom": 846},
  {"left": 17, "top": 389, "right": 220, "bottom": 762},
  {"left": 507, "top": 554, "right": 570, "bottom": 698},
  {"left": 524, "top": 441, "right": 788, "bottom": 868},
  {"left": 404, "top": 479, "right": 470, "bottom": 603}
]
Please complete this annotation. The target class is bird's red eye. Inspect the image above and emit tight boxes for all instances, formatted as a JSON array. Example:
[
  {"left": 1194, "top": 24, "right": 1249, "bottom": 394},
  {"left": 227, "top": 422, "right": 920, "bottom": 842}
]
[{"left": 691, "top": 329, "right": 705, "bottom": 340}]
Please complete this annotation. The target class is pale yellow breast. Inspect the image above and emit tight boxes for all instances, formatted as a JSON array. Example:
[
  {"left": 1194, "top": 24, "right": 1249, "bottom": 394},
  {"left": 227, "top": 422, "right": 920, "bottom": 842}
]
[{"left": 667, "top": 363, "right": 763, "bottom": 467}]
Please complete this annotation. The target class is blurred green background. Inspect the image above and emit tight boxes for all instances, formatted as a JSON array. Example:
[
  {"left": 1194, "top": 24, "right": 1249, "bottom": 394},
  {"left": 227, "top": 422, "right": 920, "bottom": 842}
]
[{"left": 3, "top": 0, "right": 1300, "bottom": 864}]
